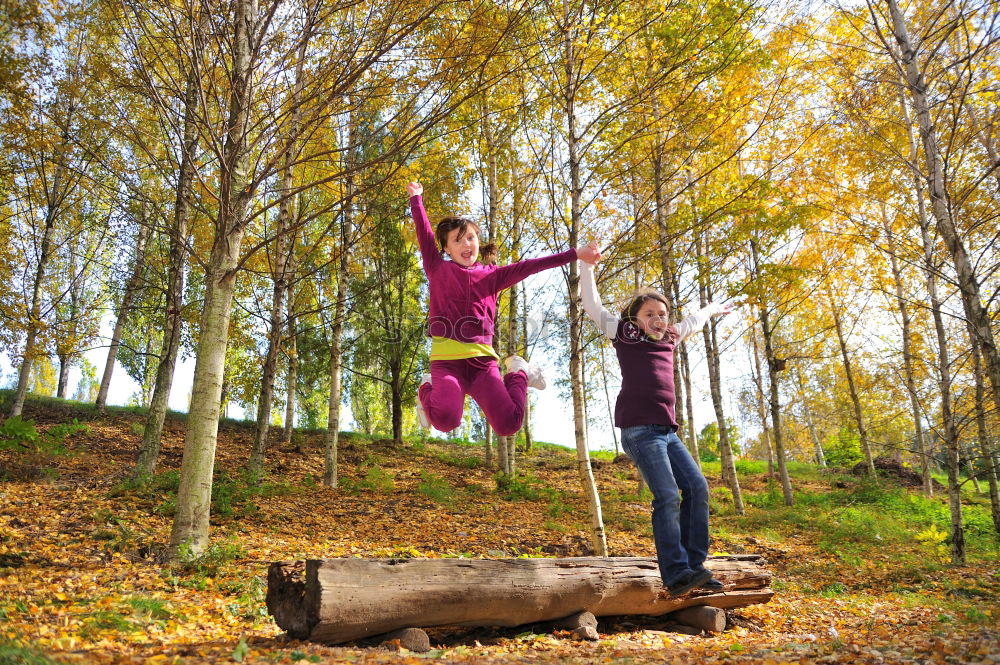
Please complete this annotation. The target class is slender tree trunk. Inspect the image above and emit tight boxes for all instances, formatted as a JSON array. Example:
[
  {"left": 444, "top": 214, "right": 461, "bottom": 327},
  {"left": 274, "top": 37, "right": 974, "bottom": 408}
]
[
  {"left": 828, "top": 293, "right": 876, "bottom": 474},
  {"left": 673, "top": 279, "right": 699, "bottom": 461},
  {"left": 969, "top": 325, "right": 1000, "bottom": 533},
  {"left": 751, "top": 240, "right": 792, "bottom": 504},
  {"left": 169, "top": 238, "right": 244, "bottom": 556},
  {"left": 57, "top": 238, "right": 76, "bottom": 399},
  {"left": 887, "top": 0, "right": 1000, "bottom": 446},
  {"left": 501, "top": 169, "right": 523, "bottom": 474},
  {"left": 750, "top": 316, "right": 775, "bottom": 475},
  {"left": 249, "top": 18, "right": 311, "bottom": 475},
  {"left": 324, "top": 115, "right": 354, "bottom": 487},
  {"left": 918, "top": 211, "right": 964, "bottom": 563},
  {"left": 57, "top": 230, "right": 80, "bottom": 400},
  {"left": 56, "top": 356, "right": 70, "bottom": 398},
  {"left": 481, "top": 94, "right": 501, "bottom": 471},
  {"left": 794, "top": 368, "right": 825, "bottom": 467},
  {"left": 882, "top": 208, "right": 929, "bottom": 489},
  {"left": 10, "top": 161, "right": 64, "bottom": 417},
  {"left": 599, "top": 343, "right": 619, "bottom": 455},
  {"left": 653, "top": 138, "right": 687, "bottom": 449},
  {"left": 564, "top": 22, "right": 606, "bottom": 556},
  {"left": 133, "top": 8, "right": 202, "bottom": 480},
  {"left": 168, "top": 0, "right": 255, "bottom": 557},
  {"left": 283, "top": 310, "right": 298, "bottom": 445},
  {"left": 324, "top": 213, "right": 351, "bottom": 485},
  {"left": 249, "top": 223, "right": 289, "bottom": 473},
  {"left": 966, "top": 454, "right": 982, "bottom": 495},
  {"left": 390, "top": 357, "right": 403, "bottom": 442},
  {"left": 697, "top": 233, "right": 742, "bottom": 512},
  {"left": 97, "top": 222, "right": 151, "bottom": 409},
  {"left": 521, "top": 295, "right": 533, "bottom": 451}
]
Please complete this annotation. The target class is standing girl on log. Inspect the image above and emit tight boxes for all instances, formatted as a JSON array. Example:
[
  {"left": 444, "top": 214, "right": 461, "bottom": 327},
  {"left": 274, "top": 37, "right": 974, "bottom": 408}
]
[
  {"left": 407, "top": 181, "right": 600, "bottom": 436},
  {"left": 579, "top": 256, "right": 731, "bottom": 596}
]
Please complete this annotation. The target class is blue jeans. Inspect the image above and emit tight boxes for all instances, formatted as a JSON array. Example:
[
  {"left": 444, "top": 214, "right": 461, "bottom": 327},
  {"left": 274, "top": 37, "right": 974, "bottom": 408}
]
[{"left": 620, "top": 424, "right": 710, "bottom": 586}]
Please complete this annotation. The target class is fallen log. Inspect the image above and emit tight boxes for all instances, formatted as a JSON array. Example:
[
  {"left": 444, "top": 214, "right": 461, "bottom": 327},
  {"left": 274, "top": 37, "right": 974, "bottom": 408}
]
[{"left": 267, "top": 555, "right": 772, "bottom": 644}]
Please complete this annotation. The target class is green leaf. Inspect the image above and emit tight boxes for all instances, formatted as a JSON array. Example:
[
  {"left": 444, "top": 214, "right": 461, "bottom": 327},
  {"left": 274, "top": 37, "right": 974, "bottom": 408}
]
[{"left": 232, "top": 636, "right": 250, "bottom": 662}]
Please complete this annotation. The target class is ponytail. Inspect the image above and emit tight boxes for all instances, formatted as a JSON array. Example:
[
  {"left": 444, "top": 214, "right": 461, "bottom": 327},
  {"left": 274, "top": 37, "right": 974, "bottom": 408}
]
[{"left": 479, "top": 242, "right": 498, "bottom": 266}]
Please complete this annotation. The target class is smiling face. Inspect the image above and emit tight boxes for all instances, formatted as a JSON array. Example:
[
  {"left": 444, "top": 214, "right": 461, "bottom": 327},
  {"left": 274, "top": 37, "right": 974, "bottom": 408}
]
[
  {"left": 622, "top": 291, "right": 672, "bottom": 341},
  {"left": 437, "top": 218, "right": 481, "bottom": 267},
  {"left": 635, "top": 298, "right": 670, "bottom": 340}
]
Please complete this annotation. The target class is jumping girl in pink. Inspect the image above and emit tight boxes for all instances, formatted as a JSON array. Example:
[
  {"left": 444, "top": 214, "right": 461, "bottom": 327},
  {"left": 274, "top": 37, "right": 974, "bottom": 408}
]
[{"left": 407, "top": 181, "right": 600, "bottom": 436}]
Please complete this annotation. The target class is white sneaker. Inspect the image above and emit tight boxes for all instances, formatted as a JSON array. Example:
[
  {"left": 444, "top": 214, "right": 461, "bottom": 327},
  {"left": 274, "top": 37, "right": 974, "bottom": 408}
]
[
  {"left": 415, "top": 373, "right": 431, "bottom": 428},
  {"left": 504, "top": 355, "right": 546, "bottom": 390}
]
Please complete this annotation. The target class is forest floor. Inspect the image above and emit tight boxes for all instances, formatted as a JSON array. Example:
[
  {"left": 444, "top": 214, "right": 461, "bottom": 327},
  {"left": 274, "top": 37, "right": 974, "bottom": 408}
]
[{"left": 0, "top": 397, "right": 998, "bottom": 665}]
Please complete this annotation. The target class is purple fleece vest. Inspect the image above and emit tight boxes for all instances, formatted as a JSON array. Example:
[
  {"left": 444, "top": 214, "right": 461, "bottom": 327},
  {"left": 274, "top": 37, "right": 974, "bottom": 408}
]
[{"left": 612, "top": 319, "right": 678, "bottom": 429}]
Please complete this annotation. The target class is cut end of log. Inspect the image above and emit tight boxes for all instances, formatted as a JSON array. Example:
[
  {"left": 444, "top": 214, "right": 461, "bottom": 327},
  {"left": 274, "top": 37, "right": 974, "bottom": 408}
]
[
  {"left": 670, "top": 606, "right": 727, "bottom": 633},
  {"left": 379, "top": 627, "right": 431, "bottom": 652},
  {"left": 265, "top": 561, "right": 317, "bottom": 639}
]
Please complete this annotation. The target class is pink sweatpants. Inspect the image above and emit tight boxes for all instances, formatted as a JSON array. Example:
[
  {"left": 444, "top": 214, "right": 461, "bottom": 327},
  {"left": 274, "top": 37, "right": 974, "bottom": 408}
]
[{"left": 419, "top": 357, "right": 528, "bottom": 436}]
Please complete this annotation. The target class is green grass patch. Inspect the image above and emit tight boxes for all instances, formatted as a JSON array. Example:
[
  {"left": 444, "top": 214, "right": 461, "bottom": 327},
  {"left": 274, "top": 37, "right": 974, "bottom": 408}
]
[
  {"left": 220, "top": 575, "right": 269, "bottom": 625},
  {"left": 340, "top": 463, "right": 395, "bottom": 495},
  {"left": 589, "top": 449, "right": 616, "bottom": 461},
  {"left": 0, "top": 638, "right": 65, "bottom": 665},
  {"left": 417, "top": 471, "right": 454, "bottom": 505},
  {"left": 734, "top": 459, "right": 768, "bottom": 475},
  {"left": 435, "top": 451, "right": 481, "bottom": 469},
  {"left": 734, "top": 475, "right": 999, "bottom": 575}
]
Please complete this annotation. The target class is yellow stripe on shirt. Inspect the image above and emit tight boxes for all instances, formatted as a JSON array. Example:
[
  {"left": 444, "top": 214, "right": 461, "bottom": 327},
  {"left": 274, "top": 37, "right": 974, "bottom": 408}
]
[{"left": 430, "top": 336, "right": 500, "bottom": 361}]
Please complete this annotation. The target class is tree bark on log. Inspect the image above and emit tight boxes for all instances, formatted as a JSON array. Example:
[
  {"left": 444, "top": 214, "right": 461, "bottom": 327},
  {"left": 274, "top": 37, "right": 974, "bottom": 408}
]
[{"left": 266, "top": 555, "right": 772, "bottom": 644}]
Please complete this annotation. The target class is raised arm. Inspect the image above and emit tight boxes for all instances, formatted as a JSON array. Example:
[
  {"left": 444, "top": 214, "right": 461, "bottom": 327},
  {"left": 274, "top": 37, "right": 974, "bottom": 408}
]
[
  {"left": 491, "top": 248, "right": 578, "bottom": 292},
  {"left": 579, "top": 261, "right": 619, "bottom": 340},
  {"left": 407, "top": 182, "right": 442, "bottom": 273},
  {"left": 672, "top": 302, "right": 731, "bottom": 343}
]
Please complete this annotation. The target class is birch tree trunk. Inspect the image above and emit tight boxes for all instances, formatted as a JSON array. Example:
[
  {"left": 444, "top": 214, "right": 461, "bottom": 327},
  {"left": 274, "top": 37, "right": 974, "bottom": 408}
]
[
  {"left": 675, "top": 282, "right": 698, "bottom": 460},
  {"left": 564, "top": 20, "right": 606, "bottom": 556},
  {"left": 881, "top": 209, "right": 928, "bottom": 487},
  {"left": 132, "top": 8, "right": 202, "bottom": 480},
  {"left": 886, "top": 0, "right": 1000, "bottom": 440},
  {"left": 918, "top": 206, "right": 964, "bottom": 563},
  {"left": 57, "top": 236, "right": 83, "bottom": 399},
  {"left": 481, "top": 93, "right": 503, "bottom": 472},
  {"left": 324, "top": 116, "right": 354, "bottom": 488},
  {"left": 750, "top": 241, "right": 792, "bottom": 504},
  {"left": 697, "top": 234, "right": 742, "bottom": 512},
  {"left": 828, "top": 294, "right": 876, "bottom": 475},
  {"left": 653, "top": 138, "right": 689, "bottom": 456},
  {"left": 598, "top": 343, "right": 618, "bottom": 455},
  {"left": 10, "top": 141, "right": 67, "bottom": 417},
  {"left": 96, "top": 221, "right": 150, "bottom": 409},
  {"left": 168, "top": 0, "right": 256, "bottom": 557},
  {"left": 970, "top": 330, "right": 1000, "bottom": 533},
  {"left": 283, "top": 308, "right": 298, "bottom": 445},
  {"left": 794, "top": 369, "right": 825, "bottom": 467},
  {"left": 521, "top": 295, "right": 533, "bottom": 451},
  {"left": 502, "top": 168, "right": 524, "bottom": 475},
  {"left": 749, "top": 327, "right": 775, "bottom": 476},
  {"left": 249, "top": 13, "right": 313, "bottom": 474},
  {"left": 249, "top": 206, "right": 290, "bottom": 474}
]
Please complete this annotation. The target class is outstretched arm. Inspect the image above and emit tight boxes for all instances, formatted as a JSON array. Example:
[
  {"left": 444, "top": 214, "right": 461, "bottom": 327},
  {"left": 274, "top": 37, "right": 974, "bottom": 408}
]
[
  {"left": 407, "top": 182, "right": 441, "bottom": 273},
  {"left": 492, "top": 241, "right": 601, "bottom": 293},
  {"left": 672, "top": 302, "right": 733, "bottom": 342},
  {"left": 491, "top": 248, "right": 578, "bottom": 292},
  {"left": 579, "top": 261, "right": 619, "bottom": 340}
]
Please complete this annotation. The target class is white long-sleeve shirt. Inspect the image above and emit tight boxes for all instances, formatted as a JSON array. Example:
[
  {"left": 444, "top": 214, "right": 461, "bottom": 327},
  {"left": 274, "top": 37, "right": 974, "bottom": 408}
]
[{"left": 579, "top": 261, "right": 726, "bottom": 343}]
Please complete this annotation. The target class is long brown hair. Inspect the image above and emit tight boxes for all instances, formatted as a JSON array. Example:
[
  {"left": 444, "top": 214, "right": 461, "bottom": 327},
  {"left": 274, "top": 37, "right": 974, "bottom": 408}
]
[
  {"left": 435, "top": 216, "right": 497, "bottom": 265},
  {"left": 621, "top": 288, "right": 676, "bottom": 341}
]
